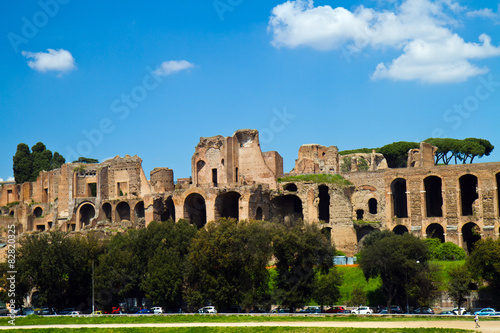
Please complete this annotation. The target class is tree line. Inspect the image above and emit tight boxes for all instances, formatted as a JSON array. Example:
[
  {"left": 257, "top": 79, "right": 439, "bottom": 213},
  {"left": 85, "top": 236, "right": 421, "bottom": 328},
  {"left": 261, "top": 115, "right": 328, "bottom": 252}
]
[
  {"left": 2, "top": 219, "right": 500, "bottom": 313},
  {"left": 339, "top": 137, "right": 494, "bottom": 168}
]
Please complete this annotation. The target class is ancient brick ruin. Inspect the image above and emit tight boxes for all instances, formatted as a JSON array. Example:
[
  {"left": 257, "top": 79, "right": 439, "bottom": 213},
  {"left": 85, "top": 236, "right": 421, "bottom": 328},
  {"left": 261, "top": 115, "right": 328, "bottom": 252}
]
[{"left": 1, "top": 129, "right": 499, "bottom": 256}]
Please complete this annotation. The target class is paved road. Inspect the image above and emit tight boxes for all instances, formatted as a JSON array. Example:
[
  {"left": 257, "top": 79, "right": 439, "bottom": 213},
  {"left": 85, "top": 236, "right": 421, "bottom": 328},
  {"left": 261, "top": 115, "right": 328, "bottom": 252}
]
[{"left": 0, "top": 321, "right": 498, "bottom": 332}]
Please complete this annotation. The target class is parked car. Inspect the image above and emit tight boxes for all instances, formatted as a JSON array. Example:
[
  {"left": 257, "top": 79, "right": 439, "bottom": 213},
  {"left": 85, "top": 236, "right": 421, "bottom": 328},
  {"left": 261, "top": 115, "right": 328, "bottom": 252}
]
[
  {"left": 438, "top": 310, "right": 456, "bottom": 315},
  {"left": 58, "top": 308, "right": 75, "bottom": 315},
  {"left": 412, "top": 307, "right": 434, "bottom": 314},
  {"left": 151, "top": 307, "right": 163, "bottom": 314},
  {"left": 325, "top": 306, "right": 346, "bottom": 313},
  {"left": 135, "top": 309, "right": 151, "bottom": 314},
  {"left": 351, "top": 306, "right": 373, "bottom": 314},
  {"left": 474, "top": 308, "right": 496, "bottom": 316},
  {"left": 452, "top": 308, "right": 466, "bottom": 315},
  {"left": 299, "top": 306, "right": 321, "bottom": 314},
  {"left": 69, "top": 311, "right": 81, "bottom": 316},
  {"left": 198, "top": 306, "right": 217, "bottom": 314}
]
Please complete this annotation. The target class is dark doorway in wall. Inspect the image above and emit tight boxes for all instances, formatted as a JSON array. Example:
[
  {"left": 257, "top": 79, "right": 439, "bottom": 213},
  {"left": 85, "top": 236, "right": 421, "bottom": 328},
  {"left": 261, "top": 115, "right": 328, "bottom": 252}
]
[
  {"left": 426, "top": 223, "right": 445, "bottom": 243},
  {"left": 116, "top": 202, "right": 131, "bottom": 221},
  {"left": 135, "top": 201, "right": 145, "bottom": 219},
  {"left": 255, "top": 206, "right": 263, "bottom": 220},
  {"left": 215, "top": 191, "right": 241, "bottom": 220},
  {"left": 318, "top": 185, "right": 330, "bottom": 223},
  {"left": 88, "top": 183, "right": 97, "bottom": 197},
  {"left": 284, "top": 183, "right": 297, "bottom": 192},
  {"left": 164, "top": 196, "right": 176, "bottom": 221},
  {"left": 391, "top": 178, "right": 408, "bottom": 218},
  {"left": 462, "top": 222, "right": 481, "bottom": 253},
  {"left": 80, "top": 203, "right": 95, "bottom": 226},
  {"left": 357, "top": 226, "right": 374, "bottom": 245},
  {"left": 33, "top": 207, "right": 43, "bottom": 218},
  {"left": 368, "top": 198, "right": 378, "bottom": 214},
  {"left": 321, "top": 227, "right": 332, "bottom": 242},
  {"left": 212, "top": 169, "right": 218, "bottom": 187},
  {"left": 184, "top": 193, "right": 207, "bottom": 228},
  {"left": 102, "top": 203, "right": 112, "bottom": 221},
  {"left": 270, "top": 195, "right": 303, "bottom": 223},
  {"left": 393, "top": 225, "right": 408, "bottom": 235},
  {"left": 460, "top": 174, "right": 478, "bottom": 216},
  {"left": 356, "top": 209, "right": 364, "bottom": 220},
  {"left": 424, "top": 176, "right": 443, "bottom": 217}
]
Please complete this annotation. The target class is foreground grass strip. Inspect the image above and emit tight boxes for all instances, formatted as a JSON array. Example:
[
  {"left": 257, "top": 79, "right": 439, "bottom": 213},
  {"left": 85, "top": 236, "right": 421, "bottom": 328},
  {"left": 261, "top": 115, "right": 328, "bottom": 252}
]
[
  {"left": 0, "top": 314, "right": 492, "bottom": 326},
  {"left": 3, "top": 328, "right": 474, "bottom": 333}
]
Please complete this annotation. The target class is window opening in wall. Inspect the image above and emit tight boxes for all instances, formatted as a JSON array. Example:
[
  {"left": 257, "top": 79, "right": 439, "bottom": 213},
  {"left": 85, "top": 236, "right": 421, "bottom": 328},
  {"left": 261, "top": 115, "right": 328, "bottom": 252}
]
[
  {"left": 391, "top": 178, "right": 408, "bottom": 218},
  {"left": 36, "top": 225, "right": 45, "bottom": 231},
  {"left": 255, "top": 206, "right": 263, "bottom": 220},
  {"left": 117, "top": 182, "right": 127, "bottom": 196},
  {"left": 212, "top": 169, "right": 218, "bottom": 187},
  {"left": 424, "top": 176, "right": 443, "bottom": 217},
  {"left": 368, "top": 198, "right": 378, "bottom": 214},
  {"left": 235, "top": 167, "right": 238, "bottom": 182},
  {"left": 460, "top": 174, "right": 478, "bottom": 216},
  {"left": 88, "top": 183, "right": 97, "bottom": 197},
  {"left": 318, "top": 185, "right": 330, "bottom": 223},
  {"left": 356, "top": 209, "right": 364, "bottom": 220},
  {"left": 34, "top": 207, "right": 43, "bottom": 218}
]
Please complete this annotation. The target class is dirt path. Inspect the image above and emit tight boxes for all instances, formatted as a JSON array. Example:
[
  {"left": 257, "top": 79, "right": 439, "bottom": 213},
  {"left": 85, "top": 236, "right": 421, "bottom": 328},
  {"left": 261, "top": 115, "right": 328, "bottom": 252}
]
[{"left": 0, "top": 321, "right": 498, "bottom": 332}]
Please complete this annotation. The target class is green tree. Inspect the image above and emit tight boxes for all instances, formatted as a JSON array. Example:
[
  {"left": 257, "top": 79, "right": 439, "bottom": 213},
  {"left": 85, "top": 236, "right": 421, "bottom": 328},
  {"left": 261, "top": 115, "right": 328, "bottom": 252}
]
[
  {"left": 359, "top": 231, "right": 430, "bottom": 313},
  {"left": 73, "top": 157, "right": 99, "bottom": 164},
  {"left": 378, "top": 141, "right": 420, "bottom": 168},
  {"left": 272, "top": 220, "right": 334, "bottom": 312},
  {"left": 312, "top": 269, "right": 343, "bottom": 312},
  {"left": 447, "top": 264, "right": 473, "bottom": 311},
  {"left": 141, "top": 220, "right": 197, "bottom": 310},
  {"left": 185, "top": 218, "right": 274, "bottom": 312},
  {"left": 12, "top": 142, "right": 65, "bottom": 183}
]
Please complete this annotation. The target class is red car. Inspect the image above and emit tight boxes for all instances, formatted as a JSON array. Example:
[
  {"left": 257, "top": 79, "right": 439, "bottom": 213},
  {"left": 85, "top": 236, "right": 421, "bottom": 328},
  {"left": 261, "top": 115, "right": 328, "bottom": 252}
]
[{"left": 325, "top": 306, "right": 346, "bottom": 313}]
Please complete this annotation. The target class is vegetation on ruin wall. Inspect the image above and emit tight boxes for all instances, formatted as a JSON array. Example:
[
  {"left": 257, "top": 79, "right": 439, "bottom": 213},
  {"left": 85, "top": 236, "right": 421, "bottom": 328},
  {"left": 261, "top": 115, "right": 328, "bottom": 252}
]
[
  {"left": 278, "top": 174, "right": 353, "bottom": 186},
  {"left": 13, "top": 142, "right": 65, "bottom": 184}
]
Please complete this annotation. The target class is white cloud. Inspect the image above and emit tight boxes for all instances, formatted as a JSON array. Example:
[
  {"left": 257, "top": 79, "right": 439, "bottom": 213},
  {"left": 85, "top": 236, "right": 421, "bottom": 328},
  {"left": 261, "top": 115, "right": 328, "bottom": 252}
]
[
  {"left": 7, "top": 177, "right": 14, "bottom": 181},
  {"left": 467, "top": 5, "right": 500, "bottom": 20},
  {"left": 268, "top": 0, "right": 500, "bottom": 83},
  {"left": 22, "top": 49, "right": 76, "bottom": 74},
  {"left": 153, "top": 60, "right": 194, "bottom": 76}
]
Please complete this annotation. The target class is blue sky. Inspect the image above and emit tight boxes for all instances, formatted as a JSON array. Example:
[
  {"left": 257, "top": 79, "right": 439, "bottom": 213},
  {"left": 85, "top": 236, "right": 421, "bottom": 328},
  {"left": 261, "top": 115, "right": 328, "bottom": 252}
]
[{"left": 2, "top": 0, "right": 500, "bottom": 181}]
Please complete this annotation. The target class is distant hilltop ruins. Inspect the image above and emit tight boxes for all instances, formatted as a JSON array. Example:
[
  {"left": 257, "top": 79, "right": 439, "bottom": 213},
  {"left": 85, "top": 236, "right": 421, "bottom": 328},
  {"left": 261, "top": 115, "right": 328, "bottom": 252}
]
[{"left": 1, "top": 129, "right": 500, "bottom": 256}]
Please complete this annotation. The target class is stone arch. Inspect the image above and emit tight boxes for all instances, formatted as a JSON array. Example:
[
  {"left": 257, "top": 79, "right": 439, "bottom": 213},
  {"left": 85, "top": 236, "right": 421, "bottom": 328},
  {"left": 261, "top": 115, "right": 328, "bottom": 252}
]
[
  {"left": 255, "top": 206, "right": 263, "bottom": 220},
  {"left": 102, "top": 202, "right": 112, "bottom": 221},
  {"left": 116, "top": 201, "right": 131, "bottom": 222},
  {"left": 318, "top": 185, "right": 330, "bottom": 223},
  {"left": 459, "top": 174, "right": 478, "bottom": 216},
  {"left": 368, "top": 198, "right": 377, "bottom": 214},
  {"left": 391, "top": 178, "right": 408, "bottom": 218},
  {"left": 424, "top": 176, "right": 443, "bottom": 217},
  {"left": 78, "top": 203, "right": 95, "bottom": 226},
  {"left": 270, "top": 195, "right": 303, "bottom": 223},
  {"left": 215, "top": 191, "right": 241, "bottom": 220},
  {"left": 393, "top": 225, "right": 408, "bottom": 235},
  {"left": 135, "top": 201, "right": 145, "bottom": 219},
  {"left": 321, "top": 226, "right": 332, "bottom": 242},
  {"left": 462, "top": 222, "right": 481, "bottom": 254},
  {"left": 284, "top": 183, "right": 297, "bottom": 192},
  {"left": 196, "top": 160, "right": 205, "bottom": 183},
  {"left": 357, "top": 225, "right": 374, "bottom": 245},
  {"left": 184, "top": 193, "right": 207, "bottom": 228},
  {"left": 33, "top": 206, "right": 43, "bottom": 218},
  {"left": 163, "top": 196, "right": 176, "bottom": 221},
  {"left": 426, "top": 223, "right": 445, "bottom": 243},
  {"left": 9, "top": 210, "right": 14, "bottom": 217}
]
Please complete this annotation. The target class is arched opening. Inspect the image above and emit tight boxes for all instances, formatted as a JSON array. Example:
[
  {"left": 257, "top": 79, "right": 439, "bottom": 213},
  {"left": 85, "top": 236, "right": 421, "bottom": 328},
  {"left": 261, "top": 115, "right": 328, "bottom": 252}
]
[
  {"left": 462, "top": 222, "right": 481, "bottom": 254},
  {"left": 79, "top": 203, "right": 95, "bottom": 226},
  {"left": 270, "top": 195, "right": 303, "bottom": 223},
  {"left": 33, "top": 207, "right": 43, "bottom": 218},
  {"left": 391, "top": 178, "right": 408, "bottom": 218},
  {"left": 196, "top": 160, "right": 205, "bottom": 183},
  {"left": 357, "top": 226, "right": 374, "bottom": 245},
  {"left": 116, "top": 202, "right": 131, "bottom": 222},
  {"left": 426, "top": 223, "right": 445, "bottom": 243},
  {"left": 356, "top": 209, "right": 364, "bottom": 220},
  {"left": 102, "top": 203, "right": 112, "bottom": 221},
  {"left": 318, "top": 185, "right": 330, "bottom": 223},
  {"left": 165, "top": 196, "right": 176, "bottom": 221},
  {"left": 460, "top": 174, "right": 478, "bottom": 216},
  {"left": 184, "top": 193, "right": 207, "bottom": 228},
  {"left": 9, "top": 210, "right": 14, "bottom": 217},
  {"left": 255, "top": 206, "right": 263, "bottom": 220},
  {"left": 284, "top": 183, "right": 297, "bottom": 192},
  {"left": 215, "top": 191, "right": 241, "bottom": 220},
  {"left": 321, "top": 227, "right": 332, "bottom": 243},
  {"left": 424, "top": 176, "right": 443, "bottom": 217},
  {"left": 393, "top": 225, "right": 408, "bottom": 235},
  {"left": 368, "top": 198, "right": 377, "bottom": 214},
  {"left": 135, "top": 201, "right": 145, "bottom": 219}
]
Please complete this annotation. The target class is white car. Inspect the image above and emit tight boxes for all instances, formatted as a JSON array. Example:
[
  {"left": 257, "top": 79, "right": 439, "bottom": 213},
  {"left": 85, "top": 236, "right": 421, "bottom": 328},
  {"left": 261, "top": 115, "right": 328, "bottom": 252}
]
[
  {"left": 151, "top": 307, "right": 163, "bottom": 314},
  {"left": 198, "top": 306, "right": 217, "bottom": 314},
  {"left": 351, "top": 306, "right": 373, "bottom": 314},
  {"left": 69, "top": 311, "right": 81, "bottom": 316},
  {"left": 452, "top": 308, "right": 466, "bottom": 315}
]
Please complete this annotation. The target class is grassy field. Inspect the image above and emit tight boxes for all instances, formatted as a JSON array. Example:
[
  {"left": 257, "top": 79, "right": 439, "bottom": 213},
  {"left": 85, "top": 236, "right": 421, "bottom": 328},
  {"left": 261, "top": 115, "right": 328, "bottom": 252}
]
[{"left": 0, "top": 328, "right": 474, "bottom": 333}]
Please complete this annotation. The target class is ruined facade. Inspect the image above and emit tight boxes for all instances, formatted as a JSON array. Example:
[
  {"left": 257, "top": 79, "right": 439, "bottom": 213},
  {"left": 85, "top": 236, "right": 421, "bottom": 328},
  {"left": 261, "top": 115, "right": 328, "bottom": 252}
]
[{"left": 1, "top": 129, "right": 499, "bottom": 256}]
